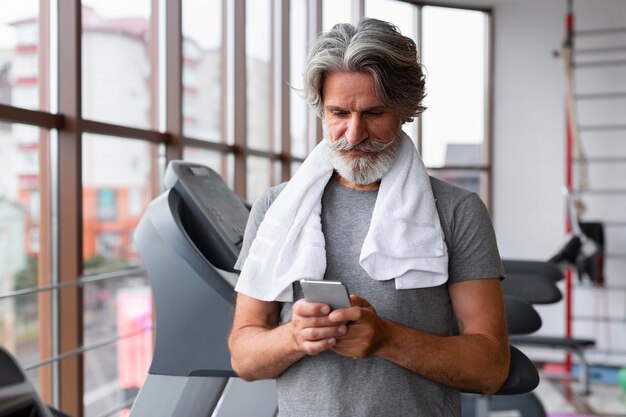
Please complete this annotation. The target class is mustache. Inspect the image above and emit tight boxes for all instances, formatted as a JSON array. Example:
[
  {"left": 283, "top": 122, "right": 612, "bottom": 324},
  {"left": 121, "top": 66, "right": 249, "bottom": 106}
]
[{"left": 328, "top": 136, "right": 396, "bottom": 153}]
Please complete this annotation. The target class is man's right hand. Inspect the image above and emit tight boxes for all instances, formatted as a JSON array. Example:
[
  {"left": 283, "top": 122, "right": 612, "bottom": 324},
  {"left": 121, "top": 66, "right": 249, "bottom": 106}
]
[
  {"left": 290, "top": 299, "right": 348, "bottom": 355},
  {"left": 229, "top": 293, "right": 349, "bottom": 381}
]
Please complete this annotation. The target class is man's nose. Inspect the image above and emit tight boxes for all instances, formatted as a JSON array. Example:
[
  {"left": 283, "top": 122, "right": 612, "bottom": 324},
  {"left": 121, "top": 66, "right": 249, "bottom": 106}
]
[{"left": 346, "top": 116, "right": 367, "bottom": 145}]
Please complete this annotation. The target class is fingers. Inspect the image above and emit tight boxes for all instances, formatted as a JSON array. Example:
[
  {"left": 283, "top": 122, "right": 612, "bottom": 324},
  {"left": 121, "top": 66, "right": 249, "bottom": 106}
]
[
  {"left": 293, "top": 298, "right": 331, "bottom": 317},
  {"left": 331, "top": 321, "right": 381, "bottom": 358},
  {"left": 349, "top": 294, "right": 371, "bottom": 308},
  {"left": 326, "top": 297, "right": 387, "bottom": 359},
  {"left": 327, "top": 295, "right": 371, "bottom": 323},
  {"left": 298, "top": 324, "right": 348, "bottom": 355},
  {"left": 290, "top": 296, "right": 382, "bottom": 358},
  {"left": 291, "top": 299, "right": 348, "bottom": 356}
]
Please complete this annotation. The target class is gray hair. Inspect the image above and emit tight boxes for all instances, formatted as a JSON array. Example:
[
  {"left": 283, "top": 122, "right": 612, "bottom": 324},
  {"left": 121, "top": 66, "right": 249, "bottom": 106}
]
[{"left": 303, "top": 18, "right": 426, "bottom": 123}]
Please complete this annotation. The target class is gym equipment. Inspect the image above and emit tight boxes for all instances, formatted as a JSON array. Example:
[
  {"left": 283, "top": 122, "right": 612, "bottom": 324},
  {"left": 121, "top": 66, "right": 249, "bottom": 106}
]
[
  {"left": 501, "top": 258, "right": 596, "bottom": 395},
  {"left": 461, "top": 295, "right": 542, "bottom": 417},
  {"left": 129, "top": 161, "right": 277, "bottom": 417},
  {"left": 0, "top": 347, "right": 70, "bottom": 417}
]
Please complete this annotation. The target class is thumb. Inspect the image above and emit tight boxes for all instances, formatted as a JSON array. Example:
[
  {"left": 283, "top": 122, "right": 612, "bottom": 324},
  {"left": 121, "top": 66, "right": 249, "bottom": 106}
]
[{"left": 349, "top": 294, "right": 371, "bottom": 308}]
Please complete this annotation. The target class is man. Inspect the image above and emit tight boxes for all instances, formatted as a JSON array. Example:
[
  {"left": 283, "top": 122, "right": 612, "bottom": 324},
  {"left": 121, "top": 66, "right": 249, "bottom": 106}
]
[{"left": 228, "top": 18, "right": 509, "bottom": 417}]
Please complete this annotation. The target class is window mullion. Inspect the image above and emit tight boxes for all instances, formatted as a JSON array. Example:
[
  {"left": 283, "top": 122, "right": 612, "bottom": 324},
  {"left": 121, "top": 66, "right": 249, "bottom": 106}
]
[
  {"left": 229, "top": 0, "right": 247, "bottom": 197},
  {"left": 309, "top": 0, "right": 323, "bottom": 147},
  {"left": 275, "top": 0, "right": 290, "bottom": 182},
  {"left": 57, "top": 0, "right": 84, "bottom": 415},
  {"left": 166, "top": 0, "right": 183, "bottom": 162}
]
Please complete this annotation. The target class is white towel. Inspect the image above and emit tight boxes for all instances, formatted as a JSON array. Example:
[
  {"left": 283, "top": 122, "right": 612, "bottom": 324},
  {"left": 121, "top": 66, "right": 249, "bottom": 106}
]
[{"left": 235, "top": 132, "right": 448, "bottom": 302}]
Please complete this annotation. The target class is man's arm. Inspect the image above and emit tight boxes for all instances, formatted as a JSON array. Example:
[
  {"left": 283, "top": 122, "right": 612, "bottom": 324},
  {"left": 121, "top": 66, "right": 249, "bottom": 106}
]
[
  {"left": 228, "top": 293, "right": 348, "bottom": 381},
  {"left": 329, "top": 278, "right": 510, "bottom": 394}
]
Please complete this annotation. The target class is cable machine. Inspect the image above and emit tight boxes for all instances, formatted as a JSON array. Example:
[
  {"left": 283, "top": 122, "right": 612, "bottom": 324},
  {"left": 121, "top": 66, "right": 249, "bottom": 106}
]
[{"left": 557, "top": 0, "right": 626, "bottom": 369}]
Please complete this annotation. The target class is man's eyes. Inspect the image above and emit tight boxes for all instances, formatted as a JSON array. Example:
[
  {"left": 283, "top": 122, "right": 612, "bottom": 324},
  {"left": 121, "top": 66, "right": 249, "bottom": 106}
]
[{"left": 331, "top": 110, "right": 383, "bottom": 117}]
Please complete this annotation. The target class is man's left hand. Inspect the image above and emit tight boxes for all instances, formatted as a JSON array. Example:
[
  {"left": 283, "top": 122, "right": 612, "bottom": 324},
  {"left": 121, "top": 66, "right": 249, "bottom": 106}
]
[{"left": 328, "top": 295, "right": 388, "bottom": 359}]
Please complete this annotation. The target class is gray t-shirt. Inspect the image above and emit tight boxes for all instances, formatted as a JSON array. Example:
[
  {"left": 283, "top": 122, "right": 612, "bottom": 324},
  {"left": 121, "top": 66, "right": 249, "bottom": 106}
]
[{"left": 235, "top": 176, "right": 504, "bottom": 417}]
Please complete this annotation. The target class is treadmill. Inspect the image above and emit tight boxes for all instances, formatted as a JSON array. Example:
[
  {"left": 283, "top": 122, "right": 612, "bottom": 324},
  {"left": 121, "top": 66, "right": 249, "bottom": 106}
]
[{"left": 128, "top": 161, "right": 277, "bottom": 417}]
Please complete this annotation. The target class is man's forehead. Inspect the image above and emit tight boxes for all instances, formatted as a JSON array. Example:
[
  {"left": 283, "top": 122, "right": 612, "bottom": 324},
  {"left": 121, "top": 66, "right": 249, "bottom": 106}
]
[{"left": 322, "top": 71, "right": 385, "bottom": 108}]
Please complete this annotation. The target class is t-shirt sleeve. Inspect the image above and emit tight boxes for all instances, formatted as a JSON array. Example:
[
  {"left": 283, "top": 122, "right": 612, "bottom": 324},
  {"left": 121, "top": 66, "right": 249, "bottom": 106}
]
[
  {"left": 233, "top": 191, "right": 272, "bottom": 271},
  {"left": 447, "top": 193, "right": 505, "bottom": 284}
]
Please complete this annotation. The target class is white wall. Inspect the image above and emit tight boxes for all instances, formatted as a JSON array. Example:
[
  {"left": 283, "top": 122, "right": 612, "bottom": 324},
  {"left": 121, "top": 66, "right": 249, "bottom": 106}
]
[
  {"left": 490, "top": 0, "right": 626, "bottom": 365},
  {"left": 492, "top": 0, "right": 566, "bottom": 259}
]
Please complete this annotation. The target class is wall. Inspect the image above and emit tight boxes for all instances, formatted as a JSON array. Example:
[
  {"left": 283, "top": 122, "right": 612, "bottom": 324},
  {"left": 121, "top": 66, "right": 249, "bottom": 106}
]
[{"left": 491, "top": 0, "right": 626, "bottom": 366}]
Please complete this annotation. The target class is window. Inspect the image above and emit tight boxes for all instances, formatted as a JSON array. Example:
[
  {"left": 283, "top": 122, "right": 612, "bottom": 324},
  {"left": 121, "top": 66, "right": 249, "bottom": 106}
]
[
  {"left": 0, "top": 1, "right": 42, "bottom": 110},
  {"left": 128, "top": 188, "right": 143, "bottom": 216},
  {"left": 81, "top": 0, "right": 153, "bottom": 129},
  {"left": 28, "top": 190, "right": 39, "bottom": 219},
  {"left": 0, "top": 120, "right": 52, "bottom": 399},
  {"left": 290, "top": 0, "right": 315, "bottom": 160},
  {"left": 247, "top": 156, "right": 280, "bottom": 203},
  {"left": 421, "top": 6, "right": 491, "bottom": 202},
  {"left": 96, "top": 189, "right": 117, "bottom": 221},
  {"left": 0, "top": 2, "right": 493, "bottom": 415},
  {"left": 246, "top": 0, "right": 273, "bottom": 152},
  {"left": 182, "top": 0, "right": 223, "bottom": 141},
  {"left": 323, "top": 0, "right": 353, "bottom": 31}
]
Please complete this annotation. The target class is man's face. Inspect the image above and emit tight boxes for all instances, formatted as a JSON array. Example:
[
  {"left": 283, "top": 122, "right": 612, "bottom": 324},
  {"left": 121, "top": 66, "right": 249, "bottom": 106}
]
[{"left": 322, "top": 71, "right": 401, "bottom": 189}]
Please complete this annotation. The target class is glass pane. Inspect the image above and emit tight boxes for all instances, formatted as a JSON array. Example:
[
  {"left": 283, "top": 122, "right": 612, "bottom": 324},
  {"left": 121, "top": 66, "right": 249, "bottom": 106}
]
[
  {"left": 0, "top": 0, "right": 42, "bottom": 110},
  {"left": 323, "top": 0, "right": 353, "bottom": 31},
  {"left": 0, "top": 291, "right": 52, "bottom": 364},
  {"left": 81, "top": 1, "right": 153, "bottom": 129},
  {"left": 429, "top": 169, "right": 490, "bottom": 204},
  {"left": 182, "top": 0, "right": 223, "bottom": 141},
  {"left": 246, "top": 0, "right": 273, "bottom": 152},
  {"left": 24, "top": 363, "right": 53, "bottom": 403},
  {"left": 82, "top": 134, "right": 158, "bottom": 275},
  {"left": 84, "top": 274, "right": 152, "bottom": 351},
  {"left": 289, "top": 0, "right": 315, "bottom": 159},
  {"left": 84, "top": 275, "right": 152, "bottom": 417},
  {"left": 183, "top": 146, "right": 232, "bottom": 188},
  {"left": 0, "top": 121, "right": 52, "bottom": 392},
  {"left": 421, "top": 6, "right": 487, "bottom": 168},
  {"left": 247, "top": 157, "right": 280, "bottom": 204},
  {"left": 290, "top": 160, "right": 302, "bottom": 178},
  {"left": 364, "top": 0, "right": 418, "bottom": 41}
]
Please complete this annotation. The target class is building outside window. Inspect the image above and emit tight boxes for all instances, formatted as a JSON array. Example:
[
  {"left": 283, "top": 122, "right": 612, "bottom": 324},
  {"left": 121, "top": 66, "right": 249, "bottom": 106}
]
[{"left": 96, "top": 189, "right": 117, "bottom": 221}]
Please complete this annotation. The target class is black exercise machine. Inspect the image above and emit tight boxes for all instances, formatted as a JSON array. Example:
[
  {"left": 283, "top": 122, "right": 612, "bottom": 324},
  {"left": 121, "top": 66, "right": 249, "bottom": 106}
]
[{"left": 501, "top": 258, "right": 596, "bottom": 395}]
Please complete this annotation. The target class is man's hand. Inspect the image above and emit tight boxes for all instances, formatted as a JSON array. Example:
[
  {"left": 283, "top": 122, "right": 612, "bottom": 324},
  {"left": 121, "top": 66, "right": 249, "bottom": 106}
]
[
  {"left": 290, "top": 299, "right": 348, "bottom": 355},
  {"left": 327, "top": 295, "right": 388, "bottom": 359}
]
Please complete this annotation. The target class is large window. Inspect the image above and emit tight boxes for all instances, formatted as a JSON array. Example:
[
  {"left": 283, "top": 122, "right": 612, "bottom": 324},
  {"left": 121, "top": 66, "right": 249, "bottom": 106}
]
[
  {"left": 0, "top": 1, "right": 493, "bottom": 416},
  {"left": 421, "top": 6, "right": 491, "bottom": 201},
  {"left": 182, "top": 0, "right": 223, "bottom": 141},
  {"left": 363, "top": 2, "right": 492, "bottom": 204},
  {"left": 81, "top": 0, "right": 153, "bottom": 129}
]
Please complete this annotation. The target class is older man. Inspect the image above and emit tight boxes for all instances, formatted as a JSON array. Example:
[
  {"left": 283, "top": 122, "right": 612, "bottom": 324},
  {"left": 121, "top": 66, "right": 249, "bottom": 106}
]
[{"left": 228, "top": 18, "right": 509, "bottom": 417}]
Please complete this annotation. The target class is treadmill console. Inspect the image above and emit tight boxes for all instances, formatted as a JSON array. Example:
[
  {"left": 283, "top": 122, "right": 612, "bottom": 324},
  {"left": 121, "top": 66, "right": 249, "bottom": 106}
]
[{"left": 164, "top": 161, "right": 250, "bottom": 272}]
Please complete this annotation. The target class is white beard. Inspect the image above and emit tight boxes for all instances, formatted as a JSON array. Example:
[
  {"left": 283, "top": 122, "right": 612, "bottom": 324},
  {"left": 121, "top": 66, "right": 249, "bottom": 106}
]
[{"left": 325, "top": 128, "right": 402, "bottom": 186}]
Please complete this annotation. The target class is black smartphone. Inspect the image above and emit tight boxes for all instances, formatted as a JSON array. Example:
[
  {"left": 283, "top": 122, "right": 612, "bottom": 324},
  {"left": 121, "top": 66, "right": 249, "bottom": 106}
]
[{"left": 299, "top": 279, "right": 351, "bottom": 310}]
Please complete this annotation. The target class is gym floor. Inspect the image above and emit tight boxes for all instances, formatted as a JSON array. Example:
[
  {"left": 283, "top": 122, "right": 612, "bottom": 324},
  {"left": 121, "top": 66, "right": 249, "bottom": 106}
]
[{"left": 535, "top": 371, "right": 626, "bottom": 417}]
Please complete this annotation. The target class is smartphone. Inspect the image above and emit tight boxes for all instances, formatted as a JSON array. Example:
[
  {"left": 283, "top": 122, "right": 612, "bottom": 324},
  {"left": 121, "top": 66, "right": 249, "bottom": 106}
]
[{"left": 299, "top": 279, "right": 351, "bottom": 310}]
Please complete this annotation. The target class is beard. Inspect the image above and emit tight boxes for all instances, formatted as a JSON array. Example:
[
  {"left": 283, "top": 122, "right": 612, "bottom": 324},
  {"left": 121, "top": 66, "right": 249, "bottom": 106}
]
[{"left": 325, "top": 128, "right": 402, "bottom": 186}]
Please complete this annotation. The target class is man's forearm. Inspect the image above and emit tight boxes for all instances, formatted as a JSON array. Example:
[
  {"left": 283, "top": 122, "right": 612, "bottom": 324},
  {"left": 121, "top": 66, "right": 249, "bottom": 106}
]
[
  {"left": 228, "top": 322, "right": 305, "bottom": 381},
  {"left": 376, "top": 319, "right": 510, "bottom": 394}
]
